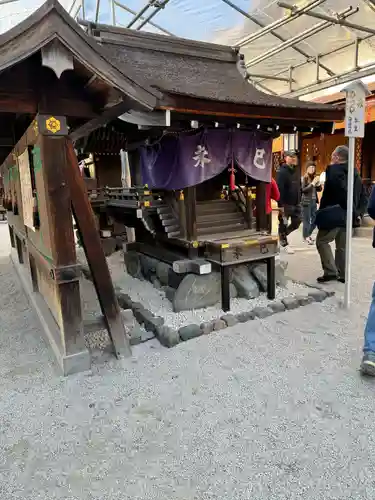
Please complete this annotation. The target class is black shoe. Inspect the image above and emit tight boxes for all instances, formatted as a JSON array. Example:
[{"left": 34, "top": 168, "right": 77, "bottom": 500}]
[
  {"left": 360, "top": 353, "right": 375, "bottom": 376},
  {"left": 337, "top": 277, "right": 345, "bottom": 284},
  {"left": 317, "top": 275, "right": 337, "bottom": 283}
]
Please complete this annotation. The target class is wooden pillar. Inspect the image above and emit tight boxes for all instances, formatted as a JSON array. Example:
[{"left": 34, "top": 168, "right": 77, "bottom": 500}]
[
  {"left": 185, "top": 186, "right": 197, "bottom": 241},
  {"left": 39, "top": 123, "right": 87, "bottom": 360},
  {"left": 245, "top": 186, "right": 253, "bottom": 229},
  {"left": 255, "top": 182, "right": 267, "bottom": 231},
  {"left": 178, "top": 190, "right": 187, "bottom": 239}
]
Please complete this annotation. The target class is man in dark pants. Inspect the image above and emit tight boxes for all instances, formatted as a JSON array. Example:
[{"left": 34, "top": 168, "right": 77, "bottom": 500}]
[
  {"left": 316, "top": 145, "right": 363, "bottom": 283},
  {"left": 276, "top": 151, "right": 301, "bottom": 255}
]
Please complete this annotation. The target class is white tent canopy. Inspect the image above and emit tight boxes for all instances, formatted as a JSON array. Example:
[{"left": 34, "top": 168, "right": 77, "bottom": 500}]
[{"left": 1, "top": 0, "right": 375, "bottom": 100}]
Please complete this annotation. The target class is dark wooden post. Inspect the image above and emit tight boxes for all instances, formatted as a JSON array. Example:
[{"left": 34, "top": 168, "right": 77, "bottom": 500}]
[
  {"left": 245, "top": 186, "right": 253, "bottom": 229},
  {"left": 255, "top": 182, "right": 267, "bottom": 231},
  {"left": 178, "top": 190, "right": 187, "bottom": 239},
  {"left": 266, "top": 256, "right": 276, "bottom": 300},
  {"left": 185, "top": 185, "right": 197, "bottom": 241}
]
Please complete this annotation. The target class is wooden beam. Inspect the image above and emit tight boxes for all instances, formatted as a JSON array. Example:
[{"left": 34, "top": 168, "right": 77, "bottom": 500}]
[
  {"left": 158, "top": 95, "right": 344, "bottom": 122},
  {"left": 40, "top": 134, "right": 86, "bottom": 357},
  {"left": 69, "top": 102, "right": 132, "bottom": 142},
  {"left": 65, "top": 140, "right": 131, "bottom": 358}
]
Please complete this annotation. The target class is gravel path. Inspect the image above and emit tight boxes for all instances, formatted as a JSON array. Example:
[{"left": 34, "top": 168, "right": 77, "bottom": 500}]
[{"left": 1, "top": 223, "right": 375, "bottom": 499}]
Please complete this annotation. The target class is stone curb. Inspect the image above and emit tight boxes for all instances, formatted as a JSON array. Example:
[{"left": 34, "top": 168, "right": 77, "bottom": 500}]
[{"left": 80, "top": 261, "right": 335, "bottom": 349}]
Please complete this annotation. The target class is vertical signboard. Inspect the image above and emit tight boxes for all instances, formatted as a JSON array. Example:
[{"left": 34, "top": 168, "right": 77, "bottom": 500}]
[{"left": 18, "top": 149, "right": 34, "bottom": 230}]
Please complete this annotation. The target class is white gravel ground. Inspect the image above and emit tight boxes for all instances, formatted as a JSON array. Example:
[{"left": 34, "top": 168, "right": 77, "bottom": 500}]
[
  {"left": 103, "top": 251, "right": 310, "bottom": 329},
  {"left": 2, "top": 224, "right": 375, "bottom": 499}
]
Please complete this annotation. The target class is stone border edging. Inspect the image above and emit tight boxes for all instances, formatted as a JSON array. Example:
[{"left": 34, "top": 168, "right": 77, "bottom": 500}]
[{"left": 81, "top": 263, "right": 335, "bottom": 349}]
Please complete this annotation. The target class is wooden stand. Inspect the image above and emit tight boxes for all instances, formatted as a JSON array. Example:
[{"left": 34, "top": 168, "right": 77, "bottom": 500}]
[{"left": 2, "top": 116, "right": 130, "bottom": 374}]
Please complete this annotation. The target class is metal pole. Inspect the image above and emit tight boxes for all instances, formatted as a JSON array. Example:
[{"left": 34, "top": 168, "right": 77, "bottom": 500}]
[
  {"left": 354, "top": 37, "right": 360, "bottom": 70},
  {"left": 245, "top": 7, "right": 354, "bottom": 68},
  {"left": 234, "top": 0, "right": 326, "bottom": 47},
  {"left": 344, "top": 136, "right": 356, "bottom": 309},
  {"left": 229, "top": 0, "right": 335, "bottom": 77},
  {"left": 255, "top": 34, "right": 373, "bottom": 87},
  {"left": 278, "top": 2, "right": 375, "bottom": 36},
  {"left": 68, "top": 0, "right": 78, "bottom": 14},
  {"left": 95, "top": 0, "right": 100, "bottom": 22},
  {"left": 136, "top": 0, "right": 169, "bottom": 30},
  {"left": 114, "top": 1, "right": 174, "bottom": 35},
  {"left": 127, "top": 1, "right": 154, "bottom": 29},
  {"left": 111, "top": 0, "right": 116, "bottom": 25},
  {"left": 0, "top": 0, "right": 18, "bottom": 4},
  {"left": 284, "top": 60, "right": 375, "bottom": 98},
  {"left": 81, "top": 0, "right": 85, "bottom": 20},
  {"left": 247, "top": 73, "right": 295, "bottom": 82}
]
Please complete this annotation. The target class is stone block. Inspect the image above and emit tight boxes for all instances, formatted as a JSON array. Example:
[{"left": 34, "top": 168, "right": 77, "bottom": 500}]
[
  {"left": 164, "top": 286, "right": 176, "bottom": 302},
  {"left": 139, "top": 254, "right": 158, "bottom": 279},
  {"left": 200, "top": 321, "right": 214, "bottom": 335},
  {"left": 150, "top": 276, "right": 162, "bottom": 289},
  {"left": 268, "top": 301, "right": 286, "bottom": 313},
  {"left": 231, "top": 266, "right": 260, "bottom": 299},
  {"left": 156, "top": 326, "right": 180, "bottom": 348},
  {"left": 221, "top": 314, "right": 238, "bottom": 327},
  {"left": 251, "top": 258, "right": 289, "bottom": 290},
  {"left": 252, "top": 306, "right": 273, "bottom": 319},
  {"left": 124, "top": 252, "right": 143, "bottom": 279},
  {"left": 308, "top": 289, "right": 327, "bottom": 303},
  {"left": 116, "top": 292, "right": 133, "bottom": 310},
  {"left": 143, "top": 313, "right": 164, "bottom": 333},
  {"left": 156, "top": 261, "right": 172, "bottom": 286},
  {"left": 236, "top": 311, "right": 255, "bottom": 323},
  {"left": 296, "top": 295, "right": 314, "bottom": 306},
  {"left": 230, "top": 283, "right": 238, "bottom": 299},
  {"left": 282, "top": 297, "right": 300, "bottom": 310},
  {"left": 173, "top": 259, "right": 212, "bottom": 275},
  {"left": 121, "top": 309, "right": 135, "bottom": 325},
  {"left": 173, "top": 272, "right": 221, "bottom": 312},
  {"left": 168, "top": 268, "right": 185, "bottom": 289},
  {"left": 101, "top": 237, "right": 117, "bottom": 257},
  {"left": 212, "top": 319, "right": 227, "bottom": 331},
  {"left": 179, "top": 324, "right": 202, "bottom": 341}
]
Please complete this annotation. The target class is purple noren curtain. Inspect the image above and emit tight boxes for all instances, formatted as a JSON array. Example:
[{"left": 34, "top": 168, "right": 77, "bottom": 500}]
[{"left": 141, "top": 129, "right": 272, "bottom": 189}]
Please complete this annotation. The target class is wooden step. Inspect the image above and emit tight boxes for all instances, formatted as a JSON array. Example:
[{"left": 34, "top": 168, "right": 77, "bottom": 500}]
[
  {"left": 157, "top": 206, "right": 173, "bottom": 215},
  {"left": 165, "top": 224, "right": 181, "bottom": 234},
  {"left": 197, "top": 216, "right": 245, "bottom": 230},
  {"left": 197, "top": 212, "right": 245, "bottom": 225},
  {"left": 196, "top": 204, "right": 239, "bottom": 215},
  {"left": 197, "top": 222, "right": 246, "bottom": 236}
]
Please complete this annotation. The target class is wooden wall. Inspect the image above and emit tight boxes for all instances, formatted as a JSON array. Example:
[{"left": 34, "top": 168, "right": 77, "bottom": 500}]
[
  {"left": 301, "top": 132, "right": 349, "bottom": 176},
  {"left": 95, "top": 154, "right": 121, "bottom": 187}
]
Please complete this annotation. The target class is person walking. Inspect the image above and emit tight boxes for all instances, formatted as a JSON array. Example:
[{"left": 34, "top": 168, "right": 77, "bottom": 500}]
[
  {"left": 360, "top": 186, "right": 375, "bottom": 375},
  {"left": 276, "top": 150, "right": 302, "bottom": 254},
  {"left": 315, "top": 145, "right": 363, "bottom": 283},
  {"left": 301, "top": 161, "right": 321, "bottom": 244},
  {"left": 266, "top": 177, "right": 280, "bottom": 234}
]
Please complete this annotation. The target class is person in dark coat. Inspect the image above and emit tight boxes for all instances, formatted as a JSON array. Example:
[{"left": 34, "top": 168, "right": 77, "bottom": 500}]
[
  {"left": 315, "top": 145, "right": 363, "bottom": 283},
  {"left": 276, "top": 151, "right": 302, "bottom": 255}
]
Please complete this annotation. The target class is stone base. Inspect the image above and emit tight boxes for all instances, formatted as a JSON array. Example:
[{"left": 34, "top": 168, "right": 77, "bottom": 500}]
[
  {"left": 11, "top": 249, "right": 91, "bottom": 376},
  {"left": 125, "top": 251, "right": 289, "bottom": 313}
]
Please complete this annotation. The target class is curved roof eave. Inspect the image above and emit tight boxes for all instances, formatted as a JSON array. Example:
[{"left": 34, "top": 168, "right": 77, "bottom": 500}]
[{"left": 0, "top": 0, "right": 160, "bottom": 111}]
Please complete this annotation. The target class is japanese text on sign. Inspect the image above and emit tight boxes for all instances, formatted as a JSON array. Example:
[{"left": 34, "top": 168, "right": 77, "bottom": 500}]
[{"left": 345, "top": 89, "right": 366, "bottom": 138}]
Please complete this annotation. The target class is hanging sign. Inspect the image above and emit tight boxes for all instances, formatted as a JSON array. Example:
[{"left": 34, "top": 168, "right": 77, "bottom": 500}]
[
  {"left": 345, "top": 82, "right": 367, "bottom": 138},
  {"left": 18, "top": 149, "right": 34, "bottom": 230}
]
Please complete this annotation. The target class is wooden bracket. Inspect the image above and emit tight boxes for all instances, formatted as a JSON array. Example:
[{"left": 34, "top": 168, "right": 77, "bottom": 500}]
[{"left": 65, "top": 140, "right": 131, "bottom": 358}]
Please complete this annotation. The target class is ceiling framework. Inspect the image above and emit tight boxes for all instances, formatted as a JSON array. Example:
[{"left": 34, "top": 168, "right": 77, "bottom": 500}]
[{"left": 67, "top": 0, "right": 375, "bottom": 100}]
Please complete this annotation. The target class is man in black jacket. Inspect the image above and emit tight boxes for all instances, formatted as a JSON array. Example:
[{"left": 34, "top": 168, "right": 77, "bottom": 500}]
[
  {"left": 276, "top": 151, "right": 301, "bottom": 254},
  {"left": 316, "top": 145, "right": 363, "bottom": 283}
]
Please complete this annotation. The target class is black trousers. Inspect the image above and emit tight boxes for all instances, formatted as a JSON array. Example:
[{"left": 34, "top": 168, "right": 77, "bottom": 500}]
[{"left": 278, "top": 205, "right": 302, "bottom": 246}]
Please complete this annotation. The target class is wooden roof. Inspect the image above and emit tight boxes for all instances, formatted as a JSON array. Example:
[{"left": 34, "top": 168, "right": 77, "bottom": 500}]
[
  {"left": 93, "top": 23, "right": 343, "bottom": 121},
  {"left": 0, "top": 0, "right": 344, "bottom": 166},
  {"left": 0, "top": 0, "right": 158, "bottom": 110}
]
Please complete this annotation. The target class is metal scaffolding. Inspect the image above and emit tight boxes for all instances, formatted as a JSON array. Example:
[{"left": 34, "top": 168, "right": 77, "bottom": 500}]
[{"left": 66, "top": 0, "right": 375, "bottom": 99}]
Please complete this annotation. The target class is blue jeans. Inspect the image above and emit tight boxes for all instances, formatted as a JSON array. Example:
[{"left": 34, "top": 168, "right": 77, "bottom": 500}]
[
  {"left": 364, "top": 282, "right": 375, "bottom": 353},
  {"left": 302, "top": 202, "right": 317, "bottom": 239}
]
